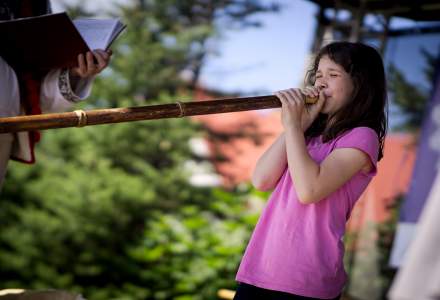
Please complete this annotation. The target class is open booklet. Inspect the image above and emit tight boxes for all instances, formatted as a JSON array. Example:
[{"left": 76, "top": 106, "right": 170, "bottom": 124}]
[
  {"left": 73, "top": 18, "right": 126, "bottom": 52},
  {"left": 0, "top": 12, "right": 126, "bottom": 71}
]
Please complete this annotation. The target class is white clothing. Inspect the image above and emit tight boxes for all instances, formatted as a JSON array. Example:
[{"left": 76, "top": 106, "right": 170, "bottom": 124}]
[
  {"left": 388, "top": 172, "right": 440, "bottom": 300},
  {"left": 0, "top": 56, "right": 93, "bottom": 189}
]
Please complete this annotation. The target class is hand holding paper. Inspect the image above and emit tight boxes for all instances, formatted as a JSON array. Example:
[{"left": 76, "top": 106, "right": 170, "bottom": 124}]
[
  {"left": 70, "top": 49, "right": 112, "bottom": 78},
  {"left": 0, "top": 12, "right": 125, "bottom": 70}
]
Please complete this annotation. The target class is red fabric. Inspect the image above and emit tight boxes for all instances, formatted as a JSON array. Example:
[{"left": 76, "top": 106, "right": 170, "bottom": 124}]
[
  {"left": 12, "top": 0, "right": 44, "bottom": 164},
  {"left": 14, "top": 72, "right": 43, "bottom": 164},
  {"left": 19, "top": 0, "right": 34, "bottom": 18}
]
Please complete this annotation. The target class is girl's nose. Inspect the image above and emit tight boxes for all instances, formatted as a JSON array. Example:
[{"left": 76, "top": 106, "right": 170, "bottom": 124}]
[{"left": 315, "top": 79, "right": 327, "bottom": 90}]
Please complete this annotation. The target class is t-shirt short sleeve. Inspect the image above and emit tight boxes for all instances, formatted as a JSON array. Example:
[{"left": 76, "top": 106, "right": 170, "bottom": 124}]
[{"left": 333, "top": 127, "right": 380, "bottom": 177}]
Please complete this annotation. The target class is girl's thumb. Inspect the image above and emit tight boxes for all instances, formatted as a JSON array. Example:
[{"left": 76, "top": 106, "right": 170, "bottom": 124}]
[
  {"left": 315, "top": 90, "right": 326, "bottom": 110},
  {"left": 309, "top": 91, "right": 325, "bottom": 115}
]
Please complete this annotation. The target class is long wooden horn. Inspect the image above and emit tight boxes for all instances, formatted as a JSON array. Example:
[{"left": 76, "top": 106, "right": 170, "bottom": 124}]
[{"left": 0, "top": 95, "right": 317, "bottom": 134}]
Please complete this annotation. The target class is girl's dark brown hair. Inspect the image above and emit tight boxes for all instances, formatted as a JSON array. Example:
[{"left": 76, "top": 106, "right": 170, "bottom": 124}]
[{"left": 305, "top": 41, "right": 388, "bottom": 161}]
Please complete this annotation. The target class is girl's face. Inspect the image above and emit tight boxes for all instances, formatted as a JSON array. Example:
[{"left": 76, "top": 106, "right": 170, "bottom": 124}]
[{"left": 314, "top": 55, "right": 354, "bottom": 115}]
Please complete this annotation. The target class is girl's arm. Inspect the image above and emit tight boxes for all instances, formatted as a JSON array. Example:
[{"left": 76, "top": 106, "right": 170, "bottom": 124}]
[
  {"left": 277, "top": 88, "right": 372, "bottom": 204},
  {"left": 252, "top": 86, "right": 324, "bottom": 192},
  {"left": 251, "top": 133, "right": 287, "bottom": 191},
  {"left": 285, "top": 126, "right": 371, "bottom": 204}
]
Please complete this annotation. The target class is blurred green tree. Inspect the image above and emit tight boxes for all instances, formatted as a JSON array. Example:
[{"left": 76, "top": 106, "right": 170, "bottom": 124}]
[
  {"left": 0, "top": 0, "right": 277, "bottom": 299},
  {"left": 388, "top": 48, "right": 438, "bottom": 132}
]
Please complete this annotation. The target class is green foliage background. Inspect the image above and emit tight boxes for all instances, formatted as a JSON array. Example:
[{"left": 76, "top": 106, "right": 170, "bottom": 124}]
[
  {"left": 0, "top": 1, "right": 276, "bottom": 299},
  {"left": 2, "top": 1, "right": 437, "bottom": 299}
]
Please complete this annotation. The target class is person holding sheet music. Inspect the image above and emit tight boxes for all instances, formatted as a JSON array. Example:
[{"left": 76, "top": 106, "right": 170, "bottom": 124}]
[{"left": 0, "top": 0, "right": 112, "bottom": 190}]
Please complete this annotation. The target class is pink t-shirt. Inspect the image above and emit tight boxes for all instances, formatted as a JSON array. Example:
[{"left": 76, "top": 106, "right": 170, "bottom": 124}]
[{"left": 236, "top": 127, "right": 379, "bottom": 299}]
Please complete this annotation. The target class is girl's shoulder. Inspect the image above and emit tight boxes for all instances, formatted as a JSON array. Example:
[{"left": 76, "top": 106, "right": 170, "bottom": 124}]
[
  {"left": 333, "top": 126, "right": 378, "bottom": 143},
  {"left": 310, "top": 127, "right": 378, "bottom": 148},
  {"left": 331, "top": 126, "right": 380, "bottom": 164}
]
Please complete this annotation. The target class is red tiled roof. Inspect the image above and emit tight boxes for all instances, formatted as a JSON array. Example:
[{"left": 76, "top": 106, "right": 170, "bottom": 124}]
[{"left": 193, "top": 109, "right": 283, "bottom": 187}]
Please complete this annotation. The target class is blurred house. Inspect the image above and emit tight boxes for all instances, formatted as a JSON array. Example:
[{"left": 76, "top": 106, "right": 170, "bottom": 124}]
[{"left": 192, "top": 109, "right": 282, "bottom": 188}]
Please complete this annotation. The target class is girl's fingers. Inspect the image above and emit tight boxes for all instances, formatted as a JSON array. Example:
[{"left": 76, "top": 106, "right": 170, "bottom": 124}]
[
  {"left": 308, "top": 90, "right": 326, "bottom": 114},
  {"left": 318, "top": 90, "right": 327, "bottom": 107},
  {"left": 302, "top": 86, "right": 319, "bottom": 98},
  {"left": 292, "top": 89, "right": 305, "bottom": 105},
  {"left": 276, "top": 89, "right": 305, "bottom": 107},
  {"left": 300, "top": 87, "right": 311, "bottom": 97},
  {"left": 275, "top": 91, "right": 289, "bottom": 106},
  {"left": 286, "top": 89, "right": 301, "bottom": 105}
]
